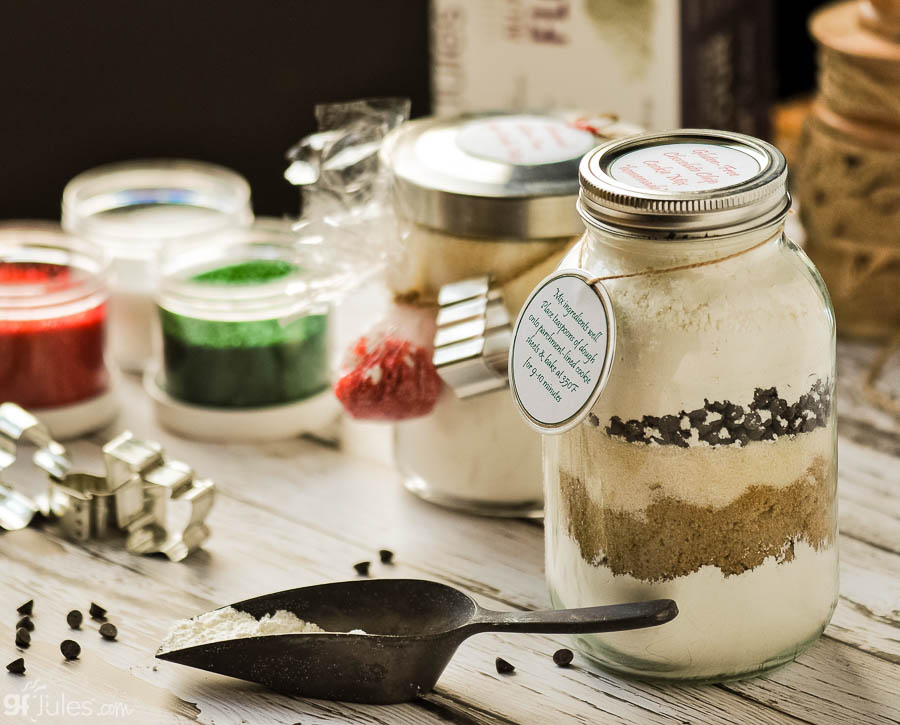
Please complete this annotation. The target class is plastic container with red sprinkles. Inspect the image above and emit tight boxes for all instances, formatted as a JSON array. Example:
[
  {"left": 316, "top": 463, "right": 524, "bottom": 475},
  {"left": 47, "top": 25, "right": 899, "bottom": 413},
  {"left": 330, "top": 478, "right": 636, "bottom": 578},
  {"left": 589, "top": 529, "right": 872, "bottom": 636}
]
[{"left": 0, "top": 223, "right": 118, "bottom": 438}]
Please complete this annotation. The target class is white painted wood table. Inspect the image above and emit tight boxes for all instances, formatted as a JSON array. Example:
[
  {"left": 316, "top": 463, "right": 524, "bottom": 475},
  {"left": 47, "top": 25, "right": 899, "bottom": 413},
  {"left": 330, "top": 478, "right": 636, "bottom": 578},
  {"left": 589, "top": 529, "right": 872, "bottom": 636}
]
[{"left": 2, "top": 339, "right": 898, "bottom": 725}]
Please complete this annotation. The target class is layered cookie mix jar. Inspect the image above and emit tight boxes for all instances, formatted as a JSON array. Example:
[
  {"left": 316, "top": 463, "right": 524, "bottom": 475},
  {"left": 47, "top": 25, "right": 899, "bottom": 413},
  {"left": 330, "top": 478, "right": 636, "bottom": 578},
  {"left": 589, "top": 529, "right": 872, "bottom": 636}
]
[
  {"left": 541, "top": 130, "right": 838, "bottom": 680},
  {"left": 379, "top": 112, "right": 638, "bottom": 516}
]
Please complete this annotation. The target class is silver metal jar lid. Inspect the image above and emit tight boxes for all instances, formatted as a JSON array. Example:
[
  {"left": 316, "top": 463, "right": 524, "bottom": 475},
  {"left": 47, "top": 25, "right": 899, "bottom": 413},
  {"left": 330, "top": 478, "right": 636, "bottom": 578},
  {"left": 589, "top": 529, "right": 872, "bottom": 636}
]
[
  {"left": 380, "top": 112, "right": 605, "bottom": 239},
  {"left": 578, "top": 129, "right": 790, "bottom": 238}
]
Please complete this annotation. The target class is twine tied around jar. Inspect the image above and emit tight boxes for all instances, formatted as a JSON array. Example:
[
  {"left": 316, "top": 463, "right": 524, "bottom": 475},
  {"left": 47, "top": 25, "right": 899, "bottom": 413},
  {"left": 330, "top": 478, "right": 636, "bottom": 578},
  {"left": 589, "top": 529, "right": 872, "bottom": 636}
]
[
  {"left": 578, "top": 232, "right": 776, "bottom": 286},
  {"left": 576, "top": 230, "right": 900, "bottom": 417},
  {"left": 796, "top": 0, "right": 900, "bottom": 343}
]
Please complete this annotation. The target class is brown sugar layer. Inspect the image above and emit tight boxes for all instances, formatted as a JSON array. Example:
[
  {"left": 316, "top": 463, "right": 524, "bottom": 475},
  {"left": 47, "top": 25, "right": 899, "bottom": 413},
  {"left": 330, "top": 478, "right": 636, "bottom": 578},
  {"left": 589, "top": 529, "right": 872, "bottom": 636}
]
[{"left": 561, "top": 455, "right": 835, "bottom": 581}]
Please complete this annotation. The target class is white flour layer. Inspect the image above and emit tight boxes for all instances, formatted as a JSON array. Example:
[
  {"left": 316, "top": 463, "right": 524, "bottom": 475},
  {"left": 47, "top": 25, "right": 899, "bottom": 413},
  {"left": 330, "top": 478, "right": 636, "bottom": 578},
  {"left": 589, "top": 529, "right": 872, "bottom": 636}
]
[
  {"left": 546, "top": 531, "right": 838, "bottom": 679},
  {"left": 568, "top": 233, "right": 834, "bottom": 422},
  {"left": 550, "top": 425, "right": 832, "bottom": 514},
  {"left": 160, "top": 607, "right": 332, "bottom": 652}
]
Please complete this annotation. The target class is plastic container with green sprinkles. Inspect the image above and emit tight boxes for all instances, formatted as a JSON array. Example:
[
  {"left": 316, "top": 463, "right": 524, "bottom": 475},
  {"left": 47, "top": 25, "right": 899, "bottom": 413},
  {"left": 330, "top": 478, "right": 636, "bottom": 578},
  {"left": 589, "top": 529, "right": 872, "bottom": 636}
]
[{"left": 145, "top": 222, "right": 340, "bottom": 441}]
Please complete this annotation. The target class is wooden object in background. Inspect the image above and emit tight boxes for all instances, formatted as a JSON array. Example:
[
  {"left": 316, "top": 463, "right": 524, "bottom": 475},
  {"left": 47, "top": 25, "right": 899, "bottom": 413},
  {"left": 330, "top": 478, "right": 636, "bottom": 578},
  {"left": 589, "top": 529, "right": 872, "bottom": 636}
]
[{"left": 796, "top": 0, "right": 900, "bottom": 339}]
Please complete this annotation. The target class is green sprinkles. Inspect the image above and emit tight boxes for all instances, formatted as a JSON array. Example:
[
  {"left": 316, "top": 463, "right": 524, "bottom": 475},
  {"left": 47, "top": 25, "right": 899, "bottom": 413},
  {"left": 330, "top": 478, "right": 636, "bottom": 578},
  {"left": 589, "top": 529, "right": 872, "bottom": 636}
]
[
  {"left": 191, "top": 259, "right": 297, "bottom": 285},
  {"left": 160, "top": 259, "right": 330, "bottom": 408}
]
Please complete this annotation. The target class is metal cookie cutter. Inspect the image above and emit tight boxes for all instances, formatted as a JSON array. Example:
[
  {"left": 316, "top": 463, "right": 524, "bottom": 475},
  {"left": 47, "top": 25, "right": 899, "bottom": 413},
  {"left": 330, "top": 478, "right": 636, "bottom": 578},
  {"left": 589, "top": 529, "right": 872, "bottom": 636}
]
[
  {"left": 50, "top": 473, "right": 119, "bottom": 541},
  {"left": 0, "top": 402, "right": 70, "bottom": 530},
  {"left": 103, "top": 432, "right": 215, "bottom": 562},
  {"left": 432, "top": 277, "right": 513, "bottom": 398}
]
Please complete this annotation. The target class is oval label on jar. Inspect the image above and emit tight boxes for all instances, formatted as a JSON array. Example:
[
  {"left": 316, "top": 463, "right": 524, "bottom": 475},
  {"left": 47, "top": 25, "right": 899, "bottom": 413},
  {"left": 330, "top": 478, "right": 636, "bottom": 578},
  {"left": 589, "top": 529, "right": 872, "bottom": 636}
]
[{"left": 508, "top": 270, "right": 616, "bottom": 434}]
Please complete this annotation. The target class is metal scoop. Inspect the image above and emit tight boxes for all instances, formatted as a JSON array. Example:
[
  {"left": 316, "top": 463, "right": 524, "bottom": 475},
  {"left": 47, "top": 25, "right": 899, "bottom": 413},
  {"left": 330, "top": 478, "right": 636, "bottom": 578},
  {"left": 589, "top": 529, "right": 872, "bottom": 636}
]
[{"left": 156, "top": 579, "right": 677, "bottom": 704}]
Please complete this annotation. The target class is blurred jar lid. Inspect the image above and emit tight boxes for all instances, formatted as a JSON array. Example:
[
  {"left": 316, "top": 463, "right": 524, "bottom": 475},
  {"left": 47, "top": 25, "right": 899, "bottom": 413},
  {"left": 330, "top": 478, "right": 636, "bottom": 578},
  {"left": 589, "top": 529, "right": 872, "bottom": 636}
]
[{"left": 380, "top": 111, "right": 640, "bottom": 240}]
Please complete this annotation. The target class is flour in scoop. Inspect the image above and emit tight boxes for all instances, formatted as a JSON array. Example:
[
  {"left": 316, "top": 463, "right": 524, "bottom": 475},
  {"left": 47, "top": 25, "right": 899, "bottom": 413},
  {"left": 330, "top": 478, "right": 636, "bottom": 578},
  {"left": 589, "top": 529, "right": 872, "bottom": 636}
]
[{"left": 160, "top": 607, "right": 365, "bottom": 652}]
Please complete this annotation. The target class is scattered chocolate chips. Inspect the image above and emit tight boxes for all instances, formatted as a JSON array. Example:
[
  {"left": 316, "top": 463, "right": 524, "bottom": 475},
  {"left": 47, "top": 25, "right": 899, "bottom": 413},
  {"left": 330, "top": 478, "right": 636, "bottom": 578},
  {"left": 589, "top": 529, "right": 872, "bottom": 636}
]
[
  {"left": 16, "top": 616, "right": 34, "bottom": 632},
  {"left": 99, "top": 622, "right": 118, "bottom": 641},
  {"left": 60, "top": 640, "right": 81, "bottom": 661},
  {"left": 353, "top": 561, "right": 371, "bottom": 576},
  {"left": 89, "top": 602, "right": 107, "bottom": 620},
  {"left": 15, "top": 628, "right": 31, "bottom": 649},
  {"left": 552, "top": 648, "right": 574, "bottom": 667},
  {"left": 16, "top": 600, "right": 33, "bottom": 616},
  {"left": 6, "top": 658, "right": 25, "bottom": 675},
  {"left": 67, "top": 610, "right": 83, "bottom": 629},
  {"left": 494, "top": 657, "right": 515, "bottom": 675},
  {"left": 379, "top": 549, "right": 394, "bottom": 565}
]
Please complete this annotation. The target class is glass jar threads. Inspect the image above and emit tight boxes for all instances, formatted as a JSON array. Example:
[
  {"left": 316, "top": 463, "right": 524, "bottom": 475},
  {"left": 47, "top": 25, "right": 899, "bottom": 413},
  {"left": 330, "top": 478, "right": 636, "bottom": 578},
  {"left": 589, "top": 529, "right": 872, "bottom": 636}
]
[
  {"left": 0, "top": 223, "right": 117, "bottom": 438},
  {"left": 540, "top": 130, "right": 838, "bottom": 681},
  {"left": 146, "top": 222, "right": 338, "bottom": 441},
  {"left": 381, "top": 112, "right": 627, "bottom": 516},
  {"left": 62, "top": 159, "right": 253, "bottom": 371}
]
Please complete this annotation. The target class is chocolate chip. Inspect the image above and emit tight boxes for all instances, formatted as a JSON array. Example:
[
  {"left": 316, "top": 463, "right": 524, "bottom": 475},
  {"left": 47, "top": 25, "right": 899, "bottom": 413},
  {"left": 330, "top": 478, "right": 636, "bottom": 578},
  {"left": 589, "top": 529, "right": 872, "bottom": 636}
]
[
  {"left": 552, "top": 648, "right": 574, "bottom": 667},
  {"left": 6, "top": 658, "right": 25, "bottom": 675},
  {"left": 624, "top": 420, "right": 643, "bottom": 441},
  {"left": 16, "top": 600, "right": 33, "bottom": 617},
  {"left": 16, "top": 616, "right": 34, "bottom": 632},
  {"left": 658, "top": 415, "right": 680, "bottom": 433},
  {"left": 60, "top": 640, "right": 80, "bottom": 660},
  {"left": 89, "top": 603, "right": 107, "bottom": 620},
  {"left": 752, "top": 387, "right": 777, "bottom": 409},
  {"left": 587, "top": 413, "right": 600, "bottom": 427},
  {"left": 99, "top": 623, "right": 118, "bottom": 641},
  {"left": 495, "top": 657, "right": 515, "bottom": 674},
  {"left": 687, "top": 408, "right": 707, "bottom": 424},
  {"left": 744, "top": 411, "right": 765, "bottom": 439},
  {"left": 353, "top": 561, "right": 370, "bottom": 576},
  {"left": 15, "top": 628, "right": 30, "bottom": 649},
  {"left": 378, "top": 549, "right": 394, "bottom": 565},
  {"left": 67, "top": 610, "right": 83, "bottom": 630},
  {"left": 606, "top": 416, "right": 627, "bottom": 437}
]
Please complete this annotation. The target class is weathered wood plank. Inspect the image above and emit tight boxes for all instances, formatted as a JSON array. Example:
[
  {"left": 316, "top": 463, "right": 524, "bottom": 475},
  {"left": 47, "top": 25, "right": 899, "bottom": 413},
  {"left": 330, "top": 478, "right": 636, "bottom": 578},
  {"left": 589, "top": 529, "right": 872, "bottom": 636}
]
[
  {"left": 0, "top": 338, "right": 896, "bottom": 725},
  {"left": 722, "top": 636, "right": 900, "bottom": 725},
  {"left": 836, "top": 340, "right": 900, "bottom": 455}
]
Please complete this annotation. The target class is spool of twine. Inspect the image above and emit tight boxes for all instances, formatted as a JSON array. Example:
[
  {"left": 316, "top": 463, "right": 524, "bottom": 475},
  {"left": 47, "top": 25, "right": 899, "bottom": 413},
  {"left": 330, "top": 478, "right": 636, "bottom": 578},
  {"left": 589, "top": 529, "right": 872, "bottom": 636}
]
[{"left": 795, "top": 0, "right": 900, "bottom": 342}]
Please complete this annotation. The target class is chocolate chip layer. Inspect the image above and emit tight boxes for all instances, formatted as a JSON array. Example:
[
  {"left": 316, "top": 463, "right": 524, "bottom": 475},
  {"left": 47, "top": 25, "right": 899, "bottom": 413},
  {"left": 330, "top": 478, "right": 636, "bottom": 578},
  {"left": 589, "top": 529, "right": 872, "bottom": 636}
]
[{"left": 606, "top": 379, "right": 831, "bottom": 447}]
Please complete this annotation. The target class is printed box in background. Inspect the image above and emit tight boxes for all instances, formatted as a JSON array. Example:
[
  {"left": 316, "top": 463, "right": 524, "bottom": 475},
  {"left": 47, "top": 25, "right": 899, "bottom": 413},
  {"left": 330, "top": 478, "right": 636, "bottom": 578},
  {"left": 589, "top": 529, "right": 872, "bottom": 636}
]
[{"left": 430, "top": 0, "right": 774, "bottom": 137}]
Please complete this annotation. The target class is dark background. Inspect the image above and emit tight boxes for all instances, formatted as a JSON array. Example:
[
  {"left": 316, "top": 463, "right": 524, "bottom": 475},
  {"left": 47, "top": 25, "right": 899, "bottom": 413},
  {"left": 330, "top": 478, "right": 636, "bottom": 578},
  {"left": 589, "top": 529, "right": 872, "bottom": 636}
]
[{"left": 0, "top": 1, "right": 824, "bottom": 221}]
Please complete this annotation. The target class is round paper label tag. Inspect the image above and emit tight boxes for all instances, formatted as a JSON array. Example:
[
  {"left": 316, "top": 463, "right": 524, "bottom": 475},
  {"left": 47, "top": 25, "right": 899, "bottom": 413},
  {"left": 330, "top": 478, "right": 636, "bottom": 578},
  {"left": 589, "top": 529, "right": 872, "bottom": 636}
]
[
  {"left": 508, "top": 270, "right": 616, "bottom": 434},
  {"left": 608, "top": 142, "right": 761, "bottom": 192},
  {"left": 456, "top": 115, "right": 596, "bottom": 166}
]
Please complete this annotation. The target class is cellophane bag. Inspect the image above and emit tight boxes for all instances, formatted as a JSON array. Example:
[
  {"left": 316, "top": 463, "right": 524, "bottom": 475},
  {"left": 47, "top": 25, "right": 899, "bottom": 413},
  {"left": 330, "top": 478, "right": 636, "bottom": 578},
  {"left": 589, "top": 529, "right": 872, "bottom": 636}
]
[{"left": 286, "top": 98, "right": 444, "bottom": 422}]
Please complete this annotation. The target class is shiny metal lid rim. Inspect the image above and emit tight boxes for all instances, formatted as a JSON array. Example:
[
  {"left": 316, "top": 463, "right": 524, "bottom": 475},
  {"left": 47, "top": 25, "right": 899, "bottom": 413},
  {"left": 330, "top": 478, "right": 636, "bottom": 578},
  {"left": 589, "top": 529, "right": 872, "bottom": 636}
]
[
  {"left": 577, "top": 130, "right": 788, "bottom": 233},
  {"left": 575, "top": 195, "right": 792, "bottom": 242}
]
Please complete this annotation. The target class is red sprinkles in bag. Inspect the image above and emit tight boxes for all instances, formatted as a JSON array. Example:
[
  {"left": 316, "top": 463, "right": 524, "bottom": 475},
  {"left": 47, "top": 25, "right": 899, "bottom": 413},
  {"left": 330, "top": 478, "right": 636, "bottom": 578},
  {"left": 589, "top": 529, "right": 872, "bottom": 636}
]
[{"left": 334, "top": 336, "right": 442, "bottom": 421}]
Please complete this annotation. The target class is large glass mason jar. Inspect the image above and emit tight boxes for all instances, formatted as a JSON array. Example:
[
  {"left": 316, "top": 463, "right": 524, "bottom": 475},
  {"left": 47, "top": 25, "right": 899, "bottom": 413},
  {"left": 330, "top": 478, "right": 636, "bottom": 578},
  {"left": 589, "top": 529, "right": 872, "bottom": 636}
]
[{"left": 543, "top": 130, "right": 838, "bottom": 681}]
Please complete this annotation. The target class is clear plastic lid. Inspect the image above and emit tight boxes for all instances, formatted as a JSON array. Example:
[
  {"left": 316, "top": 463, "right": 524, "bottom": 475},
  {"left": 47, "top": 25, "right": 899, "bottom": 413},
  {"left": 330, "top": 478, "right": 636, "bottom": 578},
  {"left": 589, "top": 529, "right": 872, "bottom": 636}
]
[
  {"left": 62, "top": 159, "right": 253, "bottom": 261},
  {"left": 0, "top": 222, "right": 108, "bottom": 321}
]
